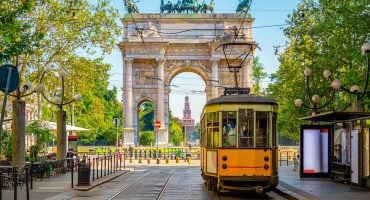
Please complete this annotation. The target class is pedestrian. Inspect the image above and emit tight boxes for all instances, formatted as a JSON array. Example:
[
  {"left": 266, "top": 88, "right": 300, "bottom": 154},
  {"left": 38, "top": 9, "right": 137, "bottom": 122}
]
[{"left": 294, "top": 154, "right": 299, "bottom": 171}]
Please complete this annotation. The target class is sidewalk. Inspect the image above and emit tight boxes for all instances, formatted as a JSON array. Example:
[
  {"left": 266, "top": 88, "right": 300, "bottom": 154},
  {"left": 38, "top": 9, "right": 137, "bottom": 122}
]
[
  {"left": 277, "top": 163, "right": 370, "bottom": 200},
  {"left": 0, "top": 158, "right": 197, "bottom": 200},
  {"left": 1, "top": 169, "right": 128, "bottom": 200},
  {"left": 3, "top": 160, "right": 369, "bottom": 200}
]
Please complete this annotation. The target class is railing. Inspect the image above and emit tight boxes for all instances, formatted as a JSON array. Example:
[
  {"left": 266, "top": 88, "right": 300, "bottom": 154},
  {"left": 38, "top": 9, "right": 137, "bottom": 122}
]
[{"left": 278, "top": 148, "right": 299, "bottom": 169}]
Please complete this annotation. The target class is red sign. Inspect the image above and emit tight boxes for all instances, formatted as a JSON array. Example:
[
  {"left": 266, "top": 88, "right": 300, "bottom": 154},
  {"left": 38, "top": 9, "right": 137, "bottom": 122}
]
[{"left": 155, "top": 120, "right": 161, "bottom": 128}]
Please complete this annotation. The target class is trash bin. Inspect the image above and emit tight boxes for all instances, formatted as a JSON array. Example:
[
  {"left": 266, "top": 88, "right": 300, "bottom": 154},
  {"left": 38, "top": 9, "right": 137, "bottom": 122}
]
[{"left": 77, "top": 161, "right": 90, "bottom": 186}]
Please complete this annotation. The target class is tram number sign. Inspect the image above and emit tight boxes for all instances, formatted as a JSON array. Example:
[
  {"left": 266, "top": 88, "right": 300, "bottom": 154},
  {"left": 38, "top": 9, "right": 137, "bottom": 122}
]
[{"left": 155, "top": 120, "right": 161, "bottom": 129}]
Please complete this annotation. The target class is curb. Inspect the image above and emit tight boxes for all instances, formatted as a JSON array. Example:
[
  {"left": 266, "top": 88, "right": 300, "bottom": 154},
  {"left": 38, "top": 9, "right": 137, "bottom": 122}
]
[
  {"left": 276, "top": 181, "right": 320, "bottom": 200},
  {"left": 73, "top": 170, "right": 129, "bottom": 191}
]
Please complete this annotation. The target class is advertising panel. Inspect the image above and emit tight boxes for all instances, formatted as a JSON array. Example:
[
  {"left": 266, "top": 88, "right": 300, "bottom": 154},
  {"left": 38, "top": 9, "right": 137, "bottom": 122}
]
[{"left": 300, "top": 125, "right": 332, "bottom": 178}]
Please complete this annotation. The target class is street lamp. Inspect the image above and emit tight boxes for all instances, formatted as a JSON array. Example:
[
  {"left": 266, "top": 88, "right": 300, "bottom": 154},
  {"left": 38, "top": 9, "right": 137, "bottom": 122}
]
[
  {"left": 295, "top": 42, "right": 370, "bottom": 114},
  {"left": 36, "top": 66, "right": 81, "bottom": 160},
  {"left": 0, "top": 62, "right": 46, "bottom": 166}
]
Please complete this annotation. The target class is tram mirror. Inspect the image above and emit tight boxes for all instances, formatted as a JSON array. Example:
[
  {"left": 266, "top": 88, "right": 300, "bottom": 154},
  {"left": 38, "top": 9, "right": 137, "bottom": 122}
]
[{"left": 300, "top": 124, "right": 333, "bottom": 178}]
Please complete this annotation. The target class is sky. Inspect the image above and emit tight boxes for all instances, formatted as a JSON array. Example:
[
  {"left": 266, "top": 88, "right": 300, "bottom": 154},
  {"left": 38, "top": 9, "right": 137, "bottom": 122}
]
[{"left": 104, "top": 0, "right": 301, "bottom": 123}]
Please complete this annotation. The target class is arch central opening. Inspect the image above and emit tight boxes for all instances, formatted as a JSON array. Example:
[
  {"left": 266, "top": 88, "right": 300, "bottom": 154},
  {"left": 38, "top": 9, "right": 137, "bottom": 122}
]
[{"left": 168, "top": 72, "right": 206, "bottom": 146}]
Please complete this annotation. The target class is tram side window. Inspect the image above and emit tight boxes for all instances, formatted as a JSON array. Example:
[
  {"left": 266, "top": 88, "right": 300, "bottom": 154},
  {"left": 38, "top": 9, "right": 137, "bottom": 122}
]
[
  {"left": 239, "top": 109, "right": 254, "bottom": 147},
  {"left": 256, "top": 111, "right": 269, "bottom": 147},
  {"left": 206, "top": 112, "right": 220, "bottom": 148},
  {"left": 222, "top": 111, "right": 237, "bottom": 148}
]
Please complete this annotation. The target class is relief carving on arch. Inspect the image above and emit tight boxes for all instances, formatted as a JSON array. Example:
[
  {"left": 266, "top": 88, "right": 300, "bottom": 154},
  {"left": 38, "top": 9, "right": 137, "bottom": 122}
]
[
  {"left": 219, "top": 61, "right": 238, "bottom": 87},
  {"left": 126, "top": 47, "right": 161, "bottom": 55},
  {"left": 134, "top": 62, "right": 156, "bottom": 85},
  {"left": 165, "top": 60, "right": 211, "bottom": 73},
  {"left": 166, "top": 46, "right": 210, "bottom": 56}
]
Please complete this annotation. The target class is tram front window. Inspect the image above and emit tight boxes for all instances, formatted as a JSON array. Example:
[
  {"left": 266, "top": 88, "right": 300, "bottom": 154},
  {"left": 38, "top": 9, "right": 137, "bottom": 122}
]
[
  {"left": 239, "top": 109, "right": 254, "bottom": 147},
  {"left": 222, "top": 111, "right": 237, "bottom": 147}
]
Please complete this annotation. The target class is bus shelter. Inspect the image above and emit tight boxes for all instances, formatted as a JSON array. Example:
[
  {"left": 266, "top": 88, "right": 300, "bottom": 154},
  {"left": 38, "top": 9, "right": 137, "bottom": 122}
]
[{"left": 299, "top": 111, "right": 370, "bottom": 188}]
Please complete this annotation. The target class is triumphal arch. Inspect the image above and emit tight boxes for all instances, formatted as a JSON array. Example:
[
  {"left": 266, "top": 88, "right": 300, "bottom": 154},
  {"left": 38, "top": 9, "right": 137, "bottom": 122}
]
[{"left": 120, "top": 13, "right": 255, "bottom": 146}]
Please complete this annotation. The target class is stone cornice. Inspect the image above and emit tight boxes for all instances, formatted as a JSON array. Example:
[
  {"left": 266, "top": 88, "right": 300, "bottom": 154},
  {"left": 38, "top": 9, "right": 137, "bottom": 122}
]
[{"left": 121, "top": 13, "right": 255, "bottom": 23}]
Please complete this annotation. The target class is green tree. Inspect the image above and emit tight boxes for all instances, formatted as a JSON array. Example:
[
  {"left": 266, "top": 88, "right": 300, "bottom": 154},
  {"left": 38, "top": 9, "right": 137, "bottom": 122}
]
[
  {"left": 0, "top": 0, "right": 43, "bottom": 62},
  {"left": 1, "top": 0, "right": 122, "bottom": 146},
  {"left": 139, "top": 102, "right": 154, "bottom": 131},
  {"left": 268, "top": 0, "right": 369, "bottom": 141},
  {"left": 26, "top": 120, "right": 52, "bottom": 160},
  {"left": 168, "top": 110, "right": 184, "bottom": 146},
  {"left": 139, "top": 131, "right": 154, "bottom": 146},
  {"left": 192, "top": 122, "right": 200, "bottom": 141},
  {"left": 0, "top": 130, "right": 12, "bottom": 160},
  {"left": 252, "top": 56, "right": 268, "bottom": 95}
]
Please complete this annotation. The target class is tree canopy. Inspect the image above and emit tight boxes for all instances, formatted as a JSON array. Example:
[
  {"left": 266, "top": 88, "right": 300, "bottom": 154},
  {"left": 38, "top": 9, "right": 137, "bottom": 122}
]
[{"left": 268, "top": 0, "right": 369, "bottom": 141}]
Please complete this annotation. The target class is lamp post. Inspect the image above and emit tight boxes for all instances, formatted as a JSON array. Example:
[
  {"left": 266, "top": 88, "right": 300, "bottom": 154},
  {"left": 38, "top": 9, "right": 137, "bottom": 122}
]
[
  {"left": 36, "top": 66, "right": 81, "bottom": 160},
  {"left": 0, "top": 62, "right": 47, "bottom": 166},
  {"left": 113, "top": 117, "right": 120, "bottom": 153},
  {"left": 295, "top": 42, "right": 370, "bottom": 114},
  {"left": 294, "top": 66, "right": 339, "bottom": 115}
]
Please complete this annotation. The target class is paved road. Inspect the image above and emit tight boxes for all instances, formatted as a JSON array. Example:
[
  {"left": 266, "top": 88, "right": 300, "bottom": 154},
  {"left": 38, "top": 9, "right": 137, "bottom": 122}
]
[{"left": 70, "top": 165, "right": 287, "bottom": 200}]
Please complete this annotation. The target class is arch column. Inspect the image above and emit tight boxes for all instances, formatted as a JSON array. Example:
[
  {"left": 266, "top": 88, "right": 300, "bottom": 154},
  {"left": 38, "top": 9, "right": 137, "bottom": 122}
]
[
  {"left": 211, "top": 58, "right": 220, "bottom": 99},
  {"left": 156, "top": 58, "right": 168, "bottom": 145},
  {"left": 123, "top": 58, "right": 135, "bottom": 146}
]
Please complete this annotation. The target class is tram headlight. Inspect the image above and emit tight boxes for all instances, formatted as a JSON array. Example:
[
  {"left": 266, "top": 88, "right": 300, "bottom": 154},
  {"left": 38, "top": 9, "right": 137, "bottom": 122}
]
[
  {"left": 264, "top": 164, "right": 269, "bottom": 170},
  {"left": 222, "top": 156, "right": 227, "bottom": 161},
  {"left": 222, "top": 164, "right": 227, "bottom": 169},
  {"left": 264, "top": 156, "right": 269, "bottom": 162}
]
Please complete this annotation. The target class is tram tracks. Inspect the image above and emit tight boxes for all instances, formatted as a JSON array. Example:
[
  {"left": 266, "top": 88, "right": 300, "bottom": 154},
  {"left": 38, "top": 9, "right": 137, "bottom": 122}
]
[{"left": 107, "top": 168, "right": 177, "bottom": 200}]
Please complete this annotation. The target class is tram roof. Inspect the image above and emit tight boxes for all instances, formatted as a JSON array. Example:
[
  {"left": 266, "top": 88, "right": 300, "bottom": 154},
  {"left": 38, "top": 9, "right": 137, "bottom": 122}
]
[{"left": 205, "top": 94, "right": 277, "bottom": 106}]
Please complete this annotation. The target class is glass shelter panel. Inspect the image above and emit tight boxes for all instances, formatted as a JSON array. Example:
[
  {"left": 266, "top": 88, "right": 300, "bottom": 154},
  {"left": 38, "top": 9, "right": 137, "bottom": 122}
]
[
  {"left": 256, "top": 111, "right": 269, "bottom": 147},
  {"left": 238, "top": 109, "right": 254, "bottom": 147},
  {"left": 222, "top": 111, "right": 237, "bottom": 147}
]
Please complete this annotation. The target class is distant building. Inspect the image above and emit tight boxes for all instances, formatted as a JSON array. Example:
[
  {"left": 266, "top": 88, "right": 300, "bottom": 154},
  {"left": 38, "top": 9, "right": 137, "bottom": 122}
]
[
  {"left": 181, "top": 96, "right": 195, "bottom": 145},
  {"left": 0, "top": 98, "right": 39, "bottom": 151}
]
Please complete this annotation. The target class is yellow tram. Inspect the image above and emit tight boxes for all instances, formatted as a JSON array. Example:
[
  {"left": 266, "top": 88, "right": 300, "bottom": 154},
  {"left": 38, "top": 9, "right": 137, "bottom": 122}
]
[{"left": 200, "top": 88, "right": 279, "bottom": 194}]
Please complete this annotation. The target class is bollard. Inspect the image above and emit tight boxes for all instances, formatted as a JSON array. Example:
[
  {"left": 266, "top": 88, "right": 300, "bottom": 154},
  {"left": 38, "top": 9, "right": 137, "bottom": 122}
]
[
  {"left": 110, "top": 155, "right": 113, "bottom": 174},
  {"left": 157, "top": 158, "right": 160, "bottom": 164},
  {"left": 114, "top": 154, "right": 116, "bottom": 173},
  {"left": 101, "top": 157, "right": 103, "bottom": 178},
  {"left": 119, "top": 155, "right": 122, "bottom": 171},
  {"left": 123, "top": 151, "right": 126, "bottom": 169},
  {"left": 176, "top": 156, "right": 179, "bottom": 163},
  {"left": 166, "top": 157, "right": 169, "bottom": 164},
  {"left": 104, "top": 156, "right": 107, "bottom": 176},
  {"left": 147, "top": 158, "right": 150, "bottom": 164},
  {"left": 107, "top": 155, "right": 110, "bottom": 175},
  {"left": 71, "top": 159, "right": 74, "bottom": 188},
  {"left": 0, "top": 171, "right": 3, "bottom": 200},
  {"left": 13, "top": 167, "right": 17, "bottom": 200},
  {"left": 25, "top": 166, "right": 30, "bottom": 200},
  {"left": 129, "top": 157, "right": 132, "bottom": 163},
  {"left": 92, "top": 158, "right": 95, "bottom": 181},
  {"left": 96, "top": 157, "right": 99, "bottom": 180},
  {"left": 139, "top": 158, "right": 142, "bottom": 164},
  {"left": 30, "top": 161, "right": 33, "bottom": 190}
]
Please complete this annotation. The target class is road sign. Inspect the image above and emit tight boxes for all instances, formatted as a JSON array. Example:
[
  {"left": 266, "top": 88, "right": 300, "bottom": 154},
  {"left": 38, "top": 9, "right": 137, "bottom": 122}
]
[
  {"left": 113, "top": 118, "right": 120, "bottom": 127},
  {"left": 155, "top": 120, "right": 161, "bottom": 128},
  {"left": 0, "top": 64, "right": 19, "bottom": 93}
]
